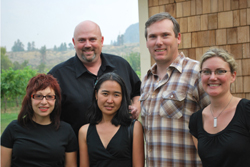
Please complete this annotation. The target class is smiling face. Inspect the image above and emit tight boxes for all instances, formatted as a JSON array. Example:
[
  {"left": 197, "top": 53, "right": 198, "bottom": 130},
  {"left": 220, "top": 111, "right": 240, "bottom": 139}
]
[
  {"left": 146, "top": 19, "right": 181, "bottom": 66},
  {"left": 201, "top": 57, "right": 236, "bottom": 98},
  {"left": 72, "top": 21, "right": 104, "bottom": 64},
  {"left": 95, "top": 80, "right": 122, "bottom": 117},
  {"left": 31, "top": 87, "right": 56, "bottom": 123}
]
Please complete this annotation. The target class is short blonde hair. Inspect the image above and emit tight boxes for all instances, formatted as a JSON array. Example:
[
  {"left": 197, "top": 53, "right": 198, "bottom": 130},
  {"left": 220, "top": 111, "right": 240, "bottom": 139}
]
[{"left": 200, "top": 48, "right": 237, "bottom": 72}]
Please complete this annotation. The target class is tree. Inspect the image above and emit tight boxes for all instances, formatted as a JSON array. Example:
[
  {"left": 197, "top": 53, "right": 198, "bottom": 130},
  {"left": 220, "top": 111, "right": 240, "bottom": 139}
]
[
  {"left": 1, "top": 67, "right": 37, "bottom": 112},
  {"left": 13, "top": 60, "right": 29, "bottom": 70},
  {"left": 27, "top": 42, "right": 32, "bottom": 51},
  {"left": 11, "top": 39, "right": 25, "bottom": 52},
  {"left": 124, "top": 52, "right": 141, "bottom": 78},
  {"left": 68, "top": 43, "right": 74, "bottom": 50},
  {"left": 1, "top": 47, "right": 13, "bottom": 71},
  {"left": 39, "top": 45, "right": 47, "bottom": 64}
]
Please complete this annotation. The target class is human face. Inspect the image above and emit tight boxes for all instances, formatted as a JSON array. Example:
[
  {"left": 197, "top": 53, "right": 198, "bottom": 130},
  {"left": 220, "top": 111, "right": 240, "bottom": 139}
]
[
  {"left": 72, "top": 21, "right": 104, "bottom": 64},
  {"left": 201, "top": 57, "right": 236, "bottom": 98},
  {"left": 95, "top": 80, "right": 122, "bottom": 117},
  {"left": 31, "top": 87, "right": 56, "bottom": 123},
  {"left": 146, "top": 19, "right": 181, "bottom": 66}
]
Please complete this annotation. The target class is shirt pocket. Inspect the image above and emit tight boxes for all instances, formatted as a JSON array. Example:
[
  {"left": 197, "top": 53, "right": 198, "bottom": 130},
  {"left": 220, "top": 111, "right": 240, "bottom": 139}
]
[
  {"left": 139, "top": 93, "right": 149, "bottom": 116},
  {"left": 160, "top": 91, "right": 186, "bottom": 119}
]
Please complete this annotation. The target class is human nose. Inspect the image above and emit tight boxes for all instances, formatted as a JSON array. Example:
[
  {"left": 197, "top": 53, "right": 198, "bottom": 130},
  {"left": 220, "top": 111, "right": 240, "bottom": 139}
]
[
  {"left": 84, "top": 40, "right": 91, "bottom": 47},
  {"left": 106, "top": 95, "right": 114, "bottom": 103},
  {"left": 40, "top": 97, "right": 48, "bottom": 103},
  {"left": 209, "top": 72, "right": 217, "bottom": 80},
  {"left": 156, "top": 36, "right": 163, "bottom": 45}
]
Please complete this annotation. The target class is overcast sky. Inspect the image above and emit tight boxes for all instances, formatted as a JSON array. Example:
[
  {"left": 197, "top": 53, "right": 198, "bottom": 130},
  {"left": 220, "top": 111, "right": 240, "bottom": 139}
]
[{"left": 1, "top": 0, "right": 139, "bottom": 51}]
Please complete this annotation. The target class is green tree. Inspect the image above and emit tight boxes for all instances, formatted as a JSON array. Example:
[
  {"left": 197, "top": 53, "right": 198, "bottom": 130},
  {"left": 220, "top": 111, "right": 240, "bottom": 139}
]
[
  {"left": 1, "top": 47, "right": 13, "bottom": 72},
  {"left": 11, "top": 39, "right": 25, "bottom": 52},
  {"left": 13, "top": 60, "right": 29, "bottom": 70},
  {"left": 1, "top": 67, "right": 37, "bottom": 112},
  {"left": 124, "top": 52, "right": 141, "bottom": 78}
]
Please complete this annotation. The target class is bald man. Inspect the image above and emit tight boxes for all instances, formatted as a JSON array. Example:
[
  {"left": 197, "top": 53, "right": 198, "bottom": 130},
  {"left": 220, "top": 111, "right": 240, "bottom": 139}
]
[{"left": 48, "top": 20, "right": 141, "bottom": 137}]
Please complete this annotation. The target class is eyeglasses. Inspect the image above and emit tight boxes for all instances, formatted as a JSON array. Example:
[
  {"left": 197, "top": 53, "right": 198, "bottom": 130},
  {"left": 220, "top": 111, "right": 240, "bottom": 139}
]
[
  {"left": 200, "top": 69, "right": 229, "bottom": 76},
  {"left": 31, "top": 94, "right": 56, "bottom": 101}
]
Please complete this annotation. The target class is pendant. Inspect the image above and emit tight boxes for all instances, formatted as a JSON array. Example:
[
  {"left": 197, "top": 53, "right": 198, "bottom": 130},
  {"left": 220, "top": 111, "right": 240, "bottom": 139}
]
[{"left": 214, "top": 117, "right": 217, "bottom": 128}]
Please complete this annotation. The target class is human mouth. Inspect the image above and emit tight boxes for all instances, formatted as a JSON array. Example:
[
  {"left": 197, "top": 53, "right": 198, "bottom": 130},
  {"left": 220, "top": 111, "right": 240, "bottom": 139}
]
[
  {"left": 208, "top": 84, "right": 220, "bottom": 87},
  {"left": 155, "top": 49, "right": 166, "bottom": 52},
  {"left": 105, "top": 106, "right": 114, "bottom": 110},
  {"left": 39, "top": 107, "right": 49, "bottom": 112}
]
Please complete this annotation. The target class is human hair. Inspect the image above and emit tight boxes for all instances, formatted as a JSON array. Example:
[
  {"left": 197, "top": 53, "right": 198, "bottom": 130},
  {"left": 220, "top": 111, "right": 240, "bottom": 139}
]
[
  {"left": 200, "top": 47, "right": 237, "bottom": 73},
  {"left": 87, "top": 72, "right": 132, "bottom": 126},
  {"left": 145, "top": 12, "right": 180, "bottom": 39},
  {"left": 18, "top": 74, "right": 61, "bottom": 129}
]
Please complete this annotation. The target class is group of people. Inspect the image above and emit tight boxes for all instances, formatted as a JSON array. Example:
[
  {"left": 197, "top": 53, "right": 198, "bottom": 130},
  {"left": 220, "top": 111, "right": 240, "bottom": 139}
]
[{"left": 1, "top": 12, "right": 250, "bottom": 167}]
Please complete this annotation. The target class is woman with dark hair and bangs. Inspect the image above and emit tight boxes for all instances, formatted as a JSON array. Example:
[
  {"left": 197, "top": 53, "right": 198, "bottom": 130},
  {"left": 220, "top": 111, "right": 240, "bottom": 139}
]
[
  {"left": 1, "top": 74, "right": 78, "bottom": 167},
  {"left": 79, "top": 72, "right": 144, "bottom": 167}
]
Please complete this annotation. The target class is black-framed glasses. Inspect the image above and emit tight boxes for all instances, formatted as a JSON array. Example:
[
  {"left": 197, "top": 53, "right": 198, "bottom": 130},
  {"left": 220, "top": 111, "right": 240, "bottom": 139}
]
[
  {"left": 31, "top": 94, "right": 56, "bottom": 101},
  {"left": 200, "top": 69, "right": 229, "bottom": 76}
]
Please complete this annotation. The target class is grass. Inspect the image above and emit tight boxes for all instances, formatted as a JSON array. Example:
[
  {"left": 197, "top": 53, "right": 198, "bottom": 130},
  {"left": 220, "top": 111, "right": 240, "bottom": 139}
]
[{"left": 1, "top": 107, "right": 20, "bottom": 135}]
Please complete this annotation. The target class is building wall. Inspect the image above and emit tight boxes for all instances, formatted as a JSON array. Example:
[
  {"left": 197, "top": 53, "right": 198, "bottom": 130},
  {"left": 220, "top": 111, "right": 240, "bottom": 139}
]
[{"left": 142, "top": 0, "right": 250, "bottom": 98}]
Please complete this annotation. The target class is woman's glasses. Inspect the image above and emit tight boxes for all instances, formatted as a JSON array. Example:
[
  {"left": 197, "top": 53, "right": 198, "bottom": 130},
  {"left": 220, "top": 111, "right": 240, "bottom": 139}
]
[{"left": 31, "top": 94, "right": 56, "bottom": 101}]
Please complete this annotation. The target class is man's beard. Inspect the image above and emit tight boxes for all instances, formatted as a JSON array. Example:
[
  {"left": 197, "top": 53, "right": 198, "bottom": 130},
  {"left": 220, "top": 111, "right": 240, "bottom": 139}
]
[{"left": 81, "top": 52, "right": 96, "bottom": 62}]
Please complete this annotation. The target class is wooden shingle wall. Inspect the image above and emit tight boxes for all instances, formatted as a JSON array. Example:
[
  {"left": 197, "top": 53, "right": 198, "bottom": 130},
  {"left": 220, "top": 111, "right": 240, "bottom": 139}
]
[{"left": 148, "top": 0, "right": 250, "bottom": 98}]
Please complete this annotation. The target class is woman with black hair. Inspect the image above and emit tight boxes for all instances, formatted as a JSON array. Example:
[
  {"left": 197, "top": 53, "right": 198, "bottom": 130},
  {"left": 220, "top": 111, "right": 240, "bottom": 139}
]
[{"left": 78, "top": 72, "right": 144, "bottom": 167}]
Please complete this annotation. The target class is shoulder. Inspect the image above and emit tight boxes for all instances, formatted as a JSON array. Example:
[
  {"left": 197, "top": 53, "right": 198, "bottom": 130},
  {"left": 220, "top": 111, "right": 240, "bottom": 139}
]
[
  {"left": 79, "top": 123, "right": 90, "bottom": 135},
  {"left": 133, "top": 120, "right": 143, "bottom": 133},
  {"left": 190, "top": 108, "right": 203, "bottom": 123},
  {"left": 48, "top": 56, "right": 75, "bottom": 74},
  {"left": 237, "top": 98, "right": 250, "bottom": 113},
  {"left": 102, "top": 53, "right": 129, "bottom": 63}
]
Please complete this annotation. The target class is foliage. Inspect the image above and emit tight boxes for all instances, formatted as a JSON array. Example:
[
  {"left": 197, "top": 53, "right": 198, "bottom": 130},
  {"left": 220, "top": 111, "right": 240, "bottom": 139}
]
[
  {"left": 123, "top": 52, "right": 141, "bottom": 78},
  {"left": 11, "top": 39, "right": 25, "bottom": 52},
  {"left": 40, "top": 45, "right": 47, "bottom": 64},
  {"left": 111, "top": 34, "right": 124, "bottom": 46},
  {"left": 13, "top": 60, "right": 29, "bottom": 70},
  {"left": 1, "top": 67, "right": 37, "bottom": 112},
  {"left": 53, "top": 42, "right": 68, "bottom": 51},
  {"left": 27, "top": 41, "right": 36, "bottom": 51},
  {"left": 1, "top": 47, "right": 13, "bottom": 71}
]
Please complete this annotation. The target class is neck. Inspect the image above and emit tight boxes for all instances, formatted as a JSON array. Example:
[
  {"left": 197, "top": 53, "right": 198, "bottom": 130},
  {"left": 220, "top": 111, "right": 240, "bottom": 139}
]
[
  {"left": 210, "top": 93, "right": 233, "bottom": 111},
  {"left": 83, "top": 56, "right": 102, "bottom": 75},
  {"left": 32, "top": 116, "right": 51, "bottom": 125}
]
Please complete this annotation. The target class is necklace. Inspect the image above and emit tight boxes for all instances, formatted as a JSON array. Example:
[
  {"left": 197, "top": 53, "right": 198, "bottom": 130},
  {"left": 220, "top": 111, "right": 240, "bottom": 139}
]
[{"left": 210, "top": 95, "right": 233, "bottom": 128}]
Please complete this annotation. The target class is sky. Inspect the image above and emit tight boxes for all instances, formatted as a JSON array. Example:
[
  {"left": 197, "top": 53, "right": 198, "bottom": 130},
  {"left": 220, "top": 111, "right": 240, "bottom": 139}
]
[{"left": 0, "top": 0, "right": 139, "bottom": 51}]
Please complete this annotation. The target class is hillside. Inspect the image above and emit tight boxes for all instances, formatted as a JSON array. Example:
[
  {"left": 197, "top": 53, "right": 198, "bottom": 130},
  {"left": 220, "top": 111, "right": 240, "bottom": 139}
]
[{"left": 6, "top": 43, "right": 140, "bottom": 71}]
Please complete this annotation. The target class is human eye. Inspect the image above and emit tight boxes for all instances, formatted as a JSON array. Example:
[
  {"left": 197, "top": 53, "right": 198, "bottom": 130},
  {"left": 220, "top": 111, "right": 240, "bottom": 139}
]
[
  {"left": 90, "top": 38, "right": 96, "bottom": 42},
  {"left": 202, "top": 70, "right": 211, "bottom": 75},
  {"left": 78, "top": 38, "right": 85, "bottom": 43},
  {"left": 46, "top": 95, "right": 55, "bottom": 100},
  {"left": 34, "top": 94, "right": 43, "bottom": 99},
  {"left": 163, "top": 33, "right": 169, "bottom": 37},
  {"left": 148, "top": 34, "right": 156, "bottom": 39},
  {"left": 216, "top": 69, "right": 227, "bottom": 75}
]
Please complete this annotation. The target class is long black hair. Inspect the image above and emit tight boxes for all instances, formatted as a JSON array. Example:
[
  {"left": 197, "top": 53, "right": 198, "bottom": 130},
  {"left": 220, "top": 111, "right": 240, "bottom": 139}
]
[{"left": 87, "top": 72, "right": 132, "bottom": 126}]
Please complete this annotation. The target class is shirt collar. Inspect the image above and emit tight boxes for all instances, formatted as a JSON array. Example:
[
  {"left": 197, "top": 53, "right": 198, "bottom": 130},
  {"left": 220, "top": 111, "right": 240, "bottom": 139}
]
[
  {"left": 146, "top": 52, "right": 186, "bottom": 77},
  {"left": 74, "top": 53, "right": 115, "bottom": 78}
]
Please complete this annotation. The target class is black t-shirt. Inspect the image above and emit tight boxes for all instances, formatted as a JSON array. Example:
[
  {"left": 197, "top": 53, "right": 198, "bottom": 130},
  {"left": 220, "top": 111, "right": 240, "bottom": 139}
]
[
  {"left": 1, "top": 120, "right": 78, "bottom": 167},
  {"left": 189, "top": 99, "right": 250, "bottom": 167},
  {"left": 48, "top": 53, "right": 141, "bottom": 135}
]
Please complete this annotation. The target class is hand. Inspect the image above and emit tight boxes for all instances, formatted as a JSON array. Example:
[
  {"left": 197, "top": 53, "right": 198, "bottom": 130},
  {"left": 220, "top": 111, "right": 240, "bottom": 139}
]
[{"left": 129, "top": 105, "right": 139, "bottom": 119}]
